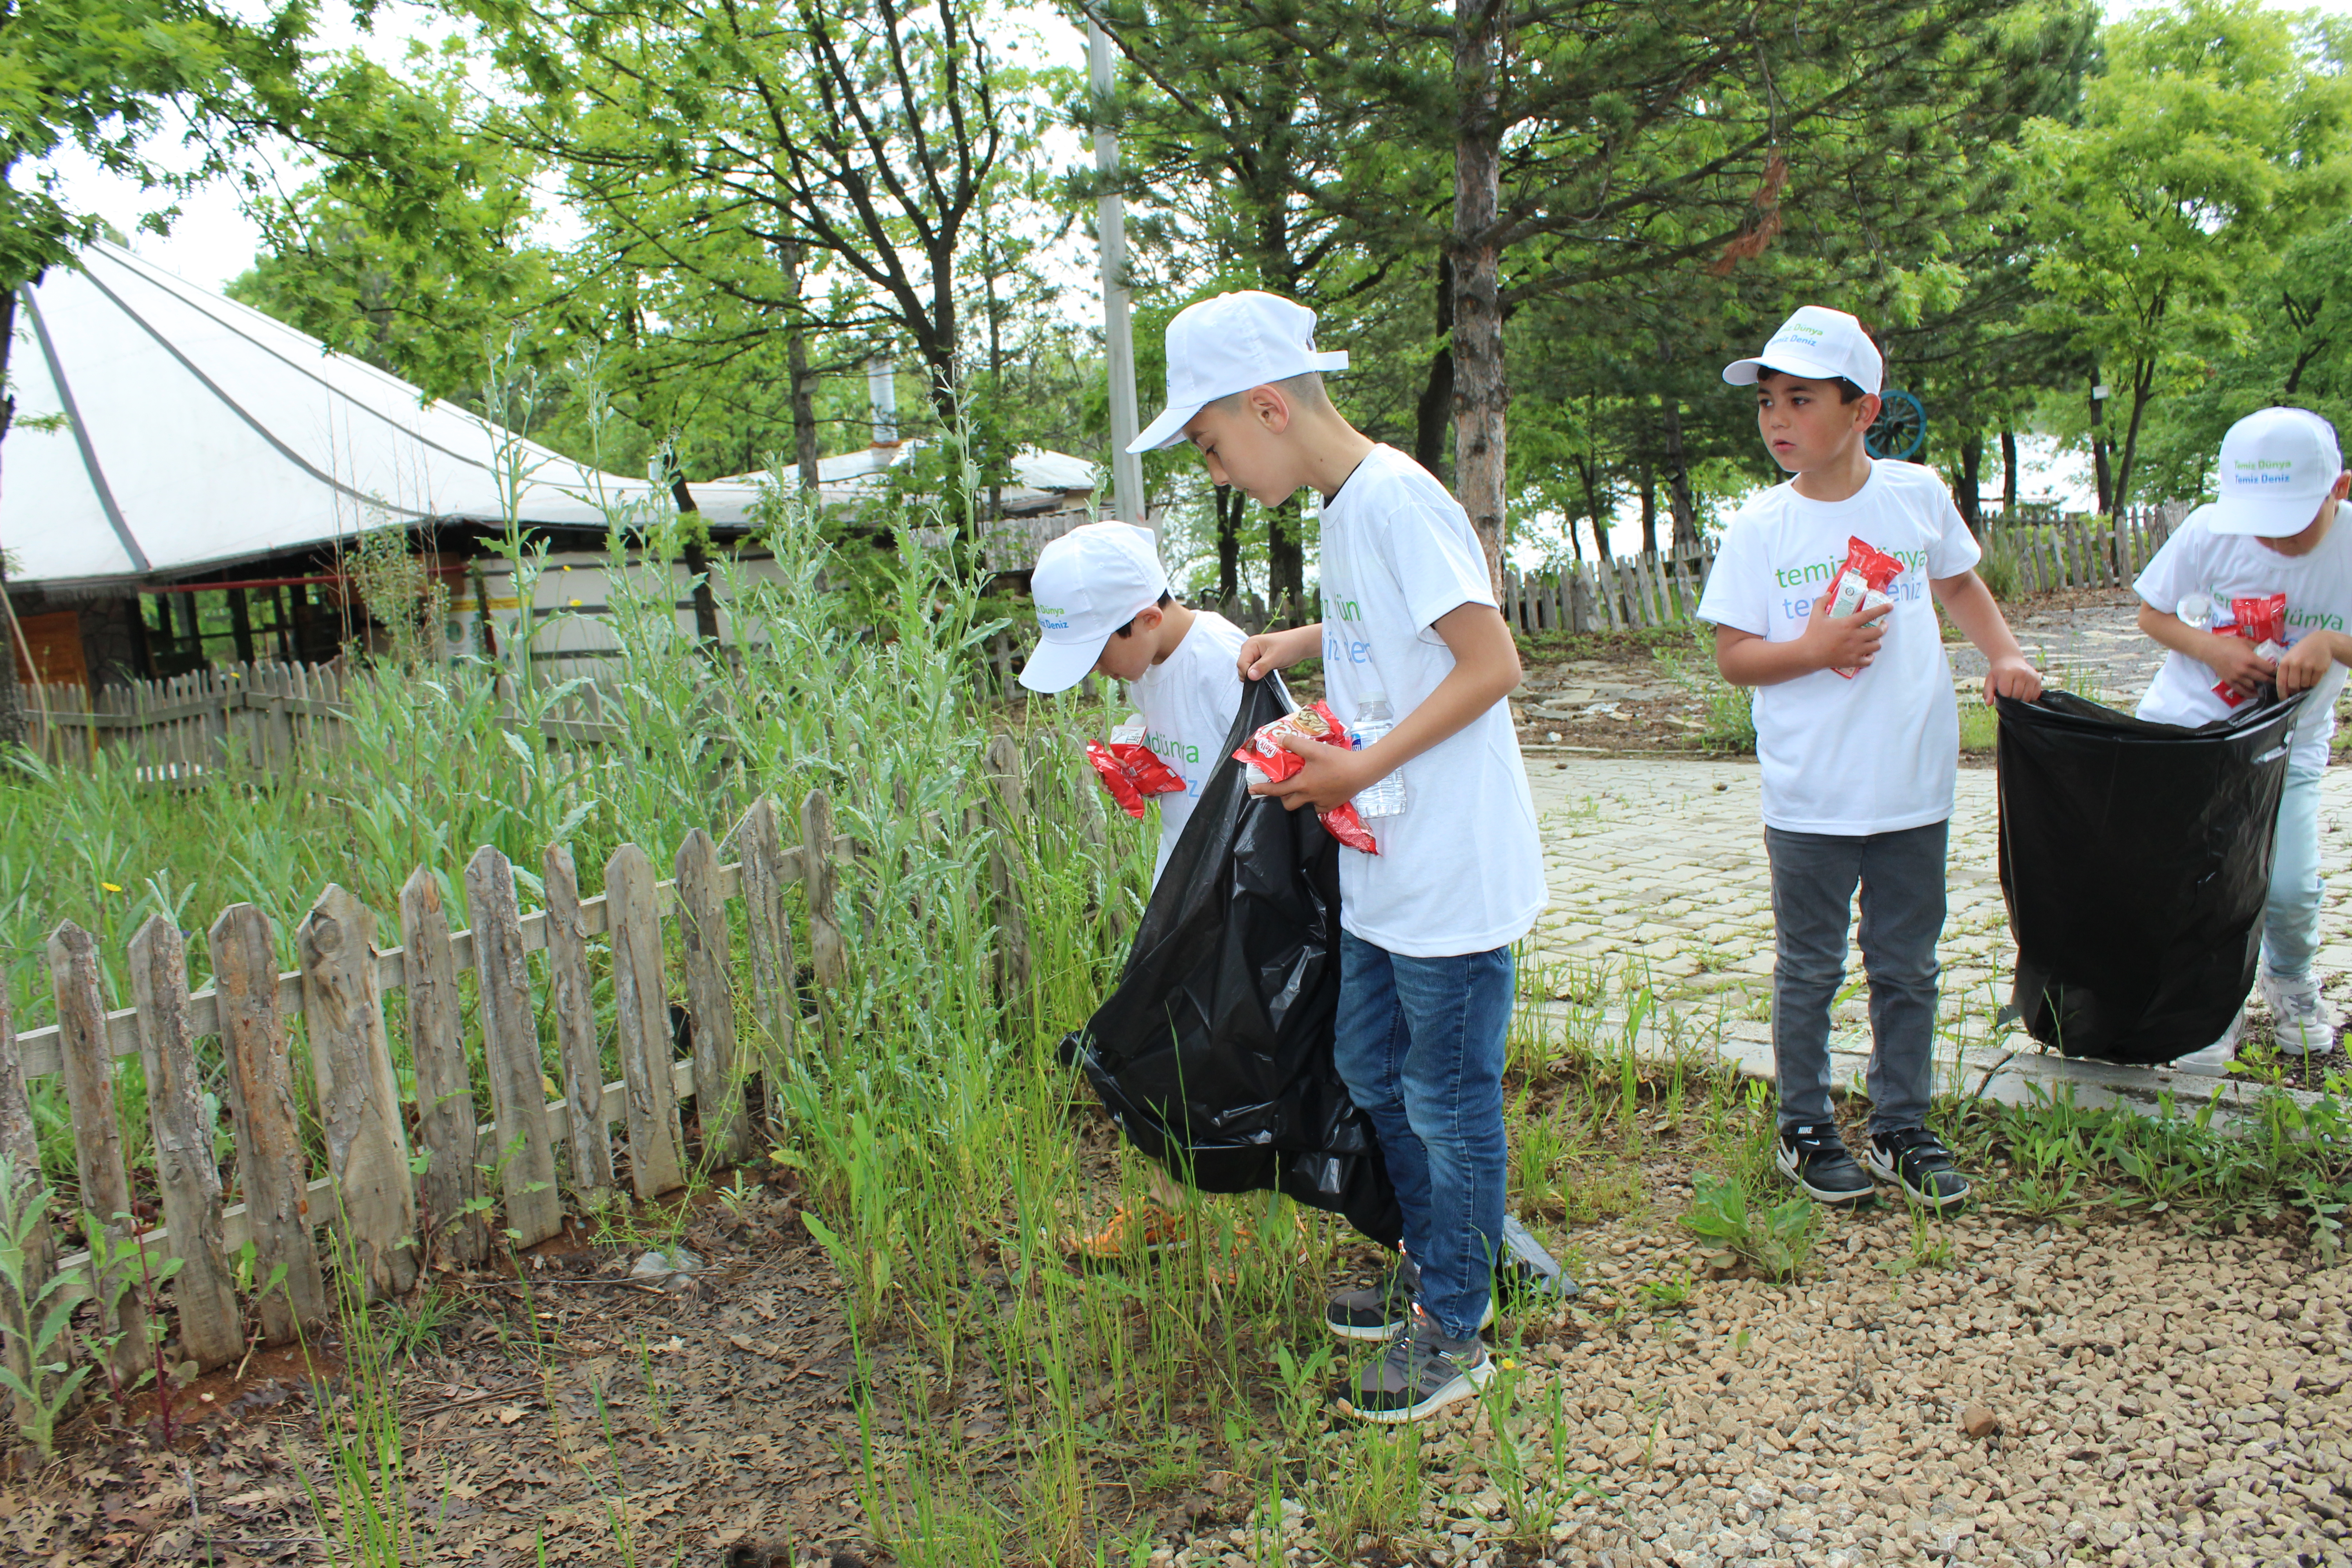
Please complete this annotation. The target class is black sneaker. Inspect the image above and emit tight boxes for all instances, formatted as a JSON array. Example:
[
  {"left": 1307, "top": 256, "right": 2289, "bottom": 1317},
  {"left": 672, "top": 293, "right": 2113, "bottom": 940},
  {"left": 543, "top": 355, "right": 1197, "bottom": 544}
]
[
  {"left": 1774, "top": 1124, "right": 1875, "bottom": 1205},
  {"left": 1338, "top": 1306, "right": 1494, "bottom": 1423},
  {"left": 1867, "top": 1127, "right": 1971, "bottom": 1211},
  {"left": 1324, "top": 1254, "right": 1494, "bottom": 1342}
]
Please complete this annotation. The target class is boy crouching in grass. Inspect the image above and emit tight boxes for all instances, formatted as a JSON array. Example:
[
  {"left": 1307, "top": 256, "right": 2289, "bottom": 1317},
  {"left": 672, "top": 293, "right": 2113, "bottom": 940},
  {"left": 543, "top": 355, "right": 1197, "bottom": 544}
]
[
  {"left": 1697, "top": 305, "right": 2042, "bottom": 1214},
  {"left": 1019, "top": 521, "right": 1250, "bottom": 1258}
]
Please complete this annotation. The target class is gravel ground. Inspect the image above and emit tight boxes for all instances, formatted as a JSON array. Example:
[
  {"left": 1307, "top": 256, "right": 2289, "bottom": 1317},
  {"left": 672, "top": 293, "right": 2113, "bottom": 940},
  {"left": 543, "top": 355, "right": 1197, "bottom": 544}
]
[{"left": 1160, "top": 1206, "right": 2352, "bottom": 1568}]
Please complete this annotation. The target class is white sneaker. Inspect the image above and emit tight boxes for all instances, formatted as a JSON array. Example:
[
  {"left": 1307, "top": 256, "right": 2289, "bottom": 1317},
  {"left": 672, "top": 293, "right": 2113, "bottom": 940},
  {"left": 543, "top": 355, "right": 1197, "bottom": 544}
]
[
  {"left": 2169, "top": 1007, "right": 2244, "bottom": 1076},
  {"left": 2259, "top": 971, "right": 2336, "bottom": 1057}
]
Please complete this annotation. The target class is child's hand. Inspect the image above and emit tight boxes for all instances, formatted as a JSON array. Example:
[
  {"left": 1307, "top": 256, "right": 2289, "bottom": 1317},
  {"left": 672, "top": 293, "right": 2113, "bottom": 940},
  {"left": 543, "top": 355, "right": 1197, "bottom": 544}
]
[
  {"left": 1238, "top": 625, "right": 1318, "bottom": 681},
  {"left": 2275, "top": 633, "right": 2339, "bottom": 696},
  {"left": 1249, "top": 729, "right": 1375, "bottom": 813},
  {"left": 1797, "top": 588, "right": 1890, "bottom": 673},
  {"left": 2204, "top": 632, "right": 2277, "bottom": 699},
  {"left": 1982, "top": 656, "right": 2043, "bottom": 703}
]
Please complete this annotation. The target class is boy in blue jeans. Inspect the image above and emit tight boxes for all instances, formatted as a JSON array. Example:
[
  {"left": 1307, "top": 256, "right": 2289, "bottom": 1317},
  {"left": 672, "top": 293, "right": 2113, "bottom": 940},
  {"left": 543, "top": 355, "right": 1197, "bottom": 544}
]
[
  {"left": 1129, "top": 290, "right": 1545, "bottom": 1422},
  {"left": 1698, "top": 306, "right": 2042, "bottom": 1212},
  {"left": 2130, "top": 406, "right": 2352, "bottom": 1067}
]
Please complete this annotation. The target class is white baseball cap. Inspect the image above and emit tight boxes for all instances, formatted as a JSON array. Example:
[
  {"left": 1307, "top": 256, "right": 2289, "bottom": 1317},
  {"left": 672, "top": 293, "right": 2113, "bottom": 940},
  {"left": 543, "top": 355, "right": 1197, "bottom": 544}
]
[
  {"left": 1721, "top": 305, "right": 1884, "bottom": 395},
  {"left": 1127, "top": 291, "right": 1350, "bottom": 453},
  {"left": 2204, "top": 406, "right": 2346, "bottom": 537},
  {"left": 1019, "top": 523, "right": 1169, "bottom": 693}
]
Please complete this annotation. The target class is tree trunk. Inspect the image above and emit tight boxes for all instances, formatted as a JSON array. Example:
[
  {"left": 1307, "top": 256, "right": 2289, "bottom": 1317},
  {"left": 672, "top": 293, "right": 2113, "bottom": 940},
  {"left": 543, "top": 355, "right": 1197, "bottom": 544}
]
[
  {"left": 1637, "top": 463, "right": 1657, "bottom": 558},
  {"left": 1414, "top": 256, "right": 1455, "bottom": 482},
  {"left": 1957, "top": 431, "right": 1984, "bottom": 535},
  {"left": 783, "top": 242, "right": 820, "bottom": 493},
  {"left": 670, "top": 478, "right": 725, "bottom": 648},
  {"left": 2087, "top": 375, "right": 2114, "bottom": 516},
  {"left": 1661, "top": 402, "right": 1700, "bottom": 554},
  {"left": 1448, "top": 0, "right": 1508, "bottom": 595},
  {"left": 0, "top": 287, "right": 22, "bottom": 752},
  {"left": 1215, "top": 485, "right": 1244, "bottom": 604},
  {"left": 1267, "top": 496, "right": 1305, "bottom": 617},
  {"left": 2001, "top": 427, "right": 2019, "bottom": 518},
  {"left": 2112, "top": 362, "right": 2157, "bottom": 518}
]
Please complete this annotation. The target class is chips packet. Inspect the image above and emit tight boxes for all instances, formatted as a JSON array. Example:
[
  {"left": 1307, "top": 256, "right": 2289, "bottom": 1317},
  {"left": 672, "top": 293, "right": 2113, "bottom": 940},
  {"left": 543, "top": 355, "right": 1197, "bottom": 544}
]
[
  {"left": 1823, "top": 536, "right": 1905, "bottom": 679},
  {"left": 2211, "top": 592, "right": 2289, "bottom": 709},
  {"left": 1232, "top": 701, "right": 1380, "bottom": 853},
  {"left": 1084, "top": 733, "right": 1188, "bottom": 820}
]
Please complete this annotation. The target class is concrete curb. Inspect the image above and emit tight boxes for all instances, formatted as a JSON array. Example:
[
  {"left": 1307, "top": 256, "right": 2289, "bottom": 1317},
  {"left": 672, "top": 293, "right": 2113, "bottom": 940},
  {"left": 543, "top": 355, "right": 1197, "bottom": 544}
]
[{"left": 1534, "top": 1000, "right": 2327, "bottom": 1132}]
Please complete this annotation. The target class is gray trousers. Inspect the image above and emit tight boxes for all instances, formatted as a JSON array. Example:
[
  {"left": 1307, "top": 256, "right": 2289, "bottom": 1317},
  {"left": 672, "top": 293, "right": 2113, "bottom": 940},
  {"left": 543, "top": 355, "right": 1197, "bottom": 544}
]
[{"left": 1763, "top": 820, "right": 1948, "bottom": 1135}]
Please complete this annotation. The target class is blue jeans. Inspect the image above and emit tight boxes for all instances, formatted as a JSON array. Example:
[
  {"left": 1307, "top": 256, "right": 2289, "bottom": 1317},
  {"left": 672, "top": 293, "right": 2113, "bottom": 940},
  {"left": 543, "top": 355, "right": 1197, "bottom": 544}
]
[
  {"left": 2264, "top": 769, "right": 2326, "bottom": 981},
  {"left": 1332, "top": 930, "right": 1511, "bottom": 1341}
]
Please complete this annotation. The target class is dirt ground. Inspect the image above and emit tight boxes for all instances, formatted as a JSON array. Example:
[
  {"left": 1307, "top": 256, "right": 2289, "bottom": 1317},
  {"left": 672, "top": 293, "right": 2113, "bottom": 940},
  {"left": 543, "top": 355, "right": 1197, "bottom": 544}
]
[{"left": 10, "top": 1094, "right": 2350, "bottom": 1568}]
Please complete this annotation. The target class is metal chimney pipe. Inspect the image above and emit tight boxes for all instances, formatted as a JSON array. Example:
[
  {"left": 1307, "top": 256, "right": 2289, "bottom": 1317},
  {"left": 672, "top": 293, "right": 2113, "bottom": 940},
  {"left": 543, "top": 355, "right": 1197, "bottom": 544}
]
[{"left": 867, "top": 358, "right": 900, "bottom": 447}]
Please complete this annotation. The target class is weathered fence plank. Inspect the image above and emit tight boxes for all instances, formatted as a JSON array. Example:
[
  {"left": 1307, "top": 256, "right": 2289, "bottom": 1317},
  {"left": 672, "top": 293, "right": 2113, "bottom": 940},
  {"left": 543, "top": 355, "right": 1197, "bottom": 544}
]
[
  {"left": 0, "top": 986, "right": 60, "bottom": 1417},
  {"left": 606, "top": 842, "right": 687, "bottom": 1198},
  {"left": 297, "top": 887, "right": 419, "bottom": 1298},
  {"left": 126, "top": 917, "right": 240, "bottom": 1370},
  {"left": 399, "top": 869, "right": 488, "bottom": 1268},
  {"left": 735, "top": 798, "right": 798, "bottom": 1086},
  {"left": 676, "top": 829, "right": 750, "bottom": 1166},
  {"left": 463, "top": 847, "right": 563, "bottom": 1247},
  {"left": 802, "top": 790, "right": 847, "bottom": 991},
  {"left": 208, "top": 904, "right": 328, "bottom": 1339},
  {"left": 50, "top": 922, "right": 147, "bottom": 1386},
  {"left": 542, "top": 844, "right": 614, "bottom": 1202},
  {"left": 983, "top": 737, "right": 1036, "bottom": 1002}
]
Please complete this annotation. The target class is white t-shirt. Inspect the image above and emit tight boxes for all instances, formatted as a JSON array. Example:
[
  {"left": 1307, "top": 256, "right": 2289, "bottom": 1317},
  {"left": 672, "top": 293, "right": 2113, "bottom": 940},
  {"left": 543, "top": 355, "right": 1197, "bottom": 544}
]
[
  {"left": 1695, "top": 460, "right": 1983, "bottom": 835},
  {"left": 1130, "top": 609, "right": 1248, "bottom": 883},
  {"left": 1317, "top": 444, "right": 1546, "bottom": 957},
  {"left": 2132, "top": 504, "right": 2352, "bottom": 775}
]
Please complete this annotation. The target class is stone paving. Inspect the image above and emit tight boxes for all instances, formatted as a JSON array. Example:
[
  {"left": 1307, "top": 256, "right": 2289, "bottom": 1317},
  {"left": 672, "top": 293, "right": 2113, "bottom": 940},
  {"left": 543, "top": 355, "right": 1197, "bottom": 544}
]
[{"left": 1521, "top": 751, "right": 2352, "bottom": 1108}]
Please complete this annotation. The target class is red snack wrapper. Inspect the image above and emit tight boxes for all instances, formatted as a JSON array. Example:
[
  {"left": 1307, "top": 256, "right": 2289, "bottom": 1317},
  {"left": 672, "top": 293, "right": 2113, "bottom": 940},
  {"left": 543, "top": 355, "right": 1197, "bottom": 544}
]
[
  {"left": 2212, "top": 593, "right": 2288, "bottom": 709},
  {"left": 1106, "top": 741, "right": 1185, "bottom": 798},
  {"left": 1823, "top": 536, "right": 1905, "bottom": 679},
  {"left": 1232, "top": 701, "right": 1381, "bottom": 854},
  {"left": 1086, "top": 740, "right": 1149, "bottom": 819}
]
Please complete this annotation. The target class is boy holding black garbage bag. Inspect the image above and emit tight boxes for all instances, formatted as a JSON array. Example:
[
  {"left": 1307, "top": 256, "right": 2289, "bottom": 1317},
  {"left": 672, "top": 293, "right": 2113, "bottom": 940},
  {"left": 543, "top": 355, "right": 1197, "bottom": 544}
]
[
  {"left": 1698, "top": 306, "right": 2044, "bottom": 1214},
  {"left": 1119, "top": 290, "right": 1546, "bottom": 1423},
  {"left": 2128, "top": 406, "right": 2352, "bottom": 1069}
]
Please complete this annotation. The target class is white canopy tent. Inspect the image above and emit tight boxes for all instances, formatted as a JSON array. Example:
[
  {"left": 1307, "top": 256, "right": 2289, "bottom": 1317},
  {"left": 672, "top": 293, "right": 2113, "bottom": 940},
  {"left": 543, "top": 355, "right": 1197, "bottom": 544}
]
[{"left": 3, "top": 240, "right": 766, "bottom": 591}]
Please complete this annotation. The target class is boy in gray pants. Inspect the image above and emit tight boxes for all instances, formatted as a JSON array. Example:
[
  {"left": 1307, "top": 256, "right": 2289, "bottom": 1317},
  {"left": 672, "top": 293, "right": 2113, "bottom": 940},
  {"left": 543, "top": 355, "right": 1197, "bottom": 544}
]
[{"left": 1696, "top": 307, "right": 2043, "bottom": 1209}]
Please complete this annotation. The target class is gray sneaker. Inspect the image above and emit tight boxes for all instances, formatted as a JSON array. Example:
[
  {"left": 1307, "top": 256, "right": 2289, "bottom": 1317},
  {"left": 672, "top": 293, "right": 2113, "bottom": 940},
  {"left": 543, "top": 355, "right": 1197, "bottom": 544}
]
[
  {"left": 1324, "top": 1255, "right": 1419, "bottom": 1342},
  {"left": 1338, "top": 1306, "right": 1494, "bottom": 1423}
]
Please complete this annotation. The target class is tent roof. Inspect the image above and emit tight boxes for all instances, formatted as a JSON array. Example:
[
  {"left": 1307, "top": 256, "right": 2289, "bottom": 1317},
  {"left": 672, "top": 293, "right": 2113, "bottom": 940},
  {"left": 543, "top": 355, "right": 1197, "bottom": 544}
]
[
  {"left": 4, "top": 241, "right": 767, "bottom": 590},
  {"left": 713, "top": 439, "right": 1097, "bottom": 518}
]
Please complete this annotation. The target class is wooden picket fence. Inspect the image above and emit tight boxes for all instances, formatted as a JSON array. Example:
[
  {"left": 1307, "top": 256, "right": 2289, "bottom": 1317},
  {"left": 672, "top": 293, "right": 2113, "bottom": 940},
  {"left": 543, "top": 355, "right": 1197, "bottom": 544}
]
[
  {"left": 1502, "top": 546, "right": 1718, "bottom": 636},
  {"left": 19, "top": 659, "right": 627, "bottom": 784},
  {"left": 0, "top": 790, "right": 867, "bottom": 1385},
  {"left": 1985, "top": 501, "right": 2191, "bottom": 595}
]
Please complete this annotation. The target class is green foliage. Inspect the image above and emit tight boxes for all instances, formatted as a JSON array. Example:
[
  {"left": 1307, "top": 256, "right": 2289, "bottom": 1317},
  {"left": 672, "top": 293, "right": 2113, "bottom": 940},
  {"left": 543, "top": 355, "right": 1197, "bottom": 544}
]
[
  {"left": 2022, "top": 0, "right": 2352, "bottom": 507},
  {"left": 1653, "top": 623, "right": 1756, "bottom": 753},
  {"left": 1681, "top": 1173, "right": 1819, "bottom": 1282},
  {"left": 0, "top": 1156, "right": 85, "bottom": 1459}
]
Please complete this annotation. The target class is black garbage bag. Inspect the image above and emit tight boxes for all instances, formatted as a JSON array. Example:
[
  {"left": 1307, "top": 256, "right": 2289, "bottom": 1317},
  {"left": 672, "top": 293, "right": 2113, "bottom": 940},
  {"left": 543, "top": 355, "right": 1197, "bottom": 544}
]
[
  {"left": 1997, "top": 687, "right": 2308, "bottom": 1064},
  {"left": 1060, "top": 676, "right": 1402, "bottom": 1246}
]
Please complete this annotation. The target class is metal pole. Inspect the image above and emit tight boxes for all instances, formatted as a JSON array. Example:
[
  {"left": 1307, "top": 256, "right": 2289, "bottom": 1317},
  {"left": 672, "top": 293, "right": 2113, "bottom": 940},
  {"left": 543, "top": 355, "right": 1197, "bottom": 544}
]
[{"left": 1088, "top": 19, "right": 1149, "bottom": 544}]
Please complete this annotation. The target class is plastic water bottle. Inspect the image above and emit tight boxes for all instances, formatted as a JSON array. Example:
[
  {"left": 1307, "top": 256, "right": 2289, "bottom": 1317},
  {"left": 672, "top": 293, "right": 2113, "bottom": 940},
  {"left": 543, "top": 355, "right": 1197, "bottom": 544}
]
[{"left": 1351, "top": 692, "right": 1406, "bottom": 818}]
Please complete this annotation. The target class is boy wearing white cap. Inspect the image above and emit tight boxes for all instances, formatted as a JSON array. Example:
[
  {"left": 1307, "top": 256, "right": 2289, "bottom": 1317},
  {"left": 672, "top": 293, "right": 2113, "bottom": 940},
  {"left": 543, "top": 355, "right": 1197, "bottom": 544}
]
[
  {"left": 1132, "top": 289, "right": 1544, "bottom": 1423},
  {"left": 1698, "top": 305, "right": 2043, "bottom": 1214},
  {"left": 2132, "top": 405, "right": 2352, "bottom": 1064},
  {"left": 1019, "top": 521, "right": 1246, "bottom": 886},
  {"left": 1021, "top": 522, "right": 1248, "bottom": 1259}
]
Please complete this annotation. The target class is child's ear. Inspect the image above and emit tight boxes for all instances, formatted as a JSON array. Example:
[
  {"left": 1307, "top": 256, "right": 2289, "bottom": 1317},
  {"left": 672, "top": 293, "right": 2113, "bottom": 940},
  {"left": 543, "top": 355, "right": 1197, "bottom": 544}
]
[
  {"left": 1248, "top": 385, "right": 1289, "bottom": 433},
  {"left": 2334, "top": 471, "right": 2350, "bottom": 502}
]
